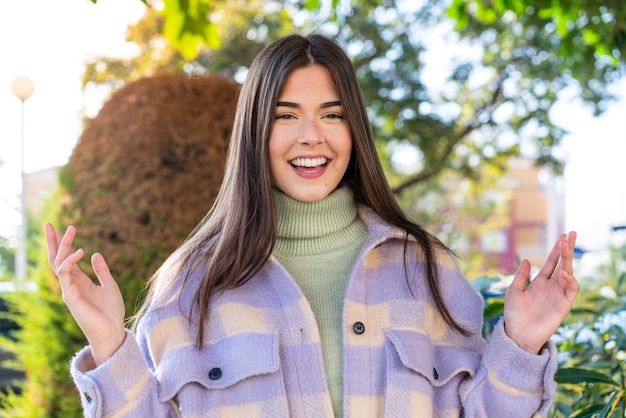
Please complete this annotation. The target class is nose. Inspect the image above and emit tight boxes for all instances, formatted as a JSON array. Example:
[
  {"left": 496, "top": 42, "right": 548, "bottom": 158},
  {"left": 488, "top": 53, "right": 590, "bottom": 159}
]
[{"left": 297, "top": 119, "right": 324, "bottom": 146}]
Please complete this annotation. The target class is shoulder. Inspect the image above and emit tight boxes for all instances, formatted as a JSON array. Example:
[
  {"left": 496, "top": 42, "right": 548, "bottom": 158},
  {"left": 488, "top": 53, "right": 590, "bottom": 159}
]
[
  {"left": 357, "top": 206, "right": 484, "bottom": 331},
  {"left": 135, "top": 266, "right": 205, "bottom": 357},
  {"left": 357, "top": 205, "right": 458, "bottom": 270}
]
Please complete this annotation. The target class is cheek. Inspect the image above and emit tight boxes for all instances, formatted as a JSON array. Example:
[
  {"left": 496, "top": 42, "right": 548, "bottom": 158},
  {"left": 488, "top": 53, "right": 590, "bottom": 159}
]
[
  {"left": 335, "top": 139, "right": 353, "bottom": 177},
  {"left": 268, "top": 127, "right": 290, "bottom": 153},
  {"left": 340, "top": 136, "right": 353, "bottom": 176},
  {"left": 341, "top": 134, "right": 353, "bottom": 160}
]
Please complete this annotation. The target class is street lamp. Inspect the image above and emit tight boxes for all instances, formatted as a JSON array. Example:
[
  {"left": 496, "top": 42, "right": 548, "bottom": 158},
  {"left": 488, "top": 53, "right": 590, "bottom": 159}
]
[{"left": 10, "top": 76, "right": 35, "bottom": 281}]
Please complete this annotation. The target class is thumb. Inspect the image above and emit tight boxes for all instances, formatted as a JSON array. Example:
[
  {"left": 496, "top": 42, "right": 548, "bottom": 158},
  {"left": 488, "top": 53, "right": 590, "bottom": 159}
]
[
  {"left": 91, "top": 253, "right": 115, "bottom": 287},
  {"left": 508, "top": 259, "right": 531, "bottom": 294}
]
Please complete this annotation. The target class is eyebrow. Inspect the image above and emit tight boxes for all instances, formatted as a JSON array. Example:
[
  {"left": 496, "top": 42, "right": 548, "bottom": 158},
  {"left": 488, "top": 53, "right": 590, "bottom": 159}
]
[{"left": 276, "top": 100, "right": 341, "bottom": 109}]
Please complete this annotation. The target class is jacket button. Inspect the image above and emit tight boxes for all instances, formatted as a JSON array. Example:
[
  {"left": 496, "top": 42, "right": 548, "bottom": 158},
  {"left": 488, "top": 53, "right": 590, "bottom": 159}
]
[
  {"left": 208, "top": 367, "right": 222, "bottom": 380},
  {"left": 84, "top": 392, "right": 93, "bottom": 404},
  {"left": 433, "top": 367, "right": 439, "bottom": 380},
  {"left": 352, "top": 321, "right": 365, "bottom": 335}
]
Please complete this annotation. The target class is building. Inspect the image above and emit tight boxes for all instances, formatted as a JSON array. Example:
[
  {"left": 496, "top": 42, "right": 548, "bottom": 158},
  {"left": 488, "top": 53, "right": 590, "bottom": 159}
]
[
  {"left": 486, "top": 158, "right": 565, "bottom": 273},
  {"left": 24, "top": 166, "right": 59, "bottom": 218}
]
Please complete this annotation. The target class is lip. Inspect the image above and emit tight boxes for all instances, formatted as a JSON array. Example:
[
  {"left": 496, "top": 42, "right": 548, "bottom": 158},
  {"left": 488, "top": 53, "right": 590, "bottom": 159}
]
[{"left": 288, "top": 155, "right": 330, "bottom": 179}]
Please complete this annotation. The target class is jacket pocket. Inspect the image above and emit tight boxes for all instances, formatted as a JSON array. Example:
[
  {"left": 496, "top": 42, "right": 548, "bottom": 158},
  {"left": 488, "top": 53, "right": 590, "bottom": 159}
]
[
  {"left": 383, "top": 328, "right": 480, "bottom": 416},
  {"left": 156, "top": 332, "right": 288, "bottom": 417}
]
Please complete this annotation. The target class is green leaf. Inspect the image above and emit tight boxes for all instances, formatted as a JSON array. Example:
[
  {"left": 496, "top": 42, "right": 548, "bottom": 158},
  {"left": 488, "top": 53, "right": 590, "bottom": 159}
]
[
  {"left": 583, "top": 29, "right": 602, "bottom": 46},
  {"left": 537, "top": 8, "right": 554, "bottom": 20},
  {"left": 483, "top": 300, "right": 504, "bottom": 319},
  {"left": 581, "top": 361, "right": 615, "bottom": 371},
  {"left": 597, "top": 391, "right": 621, "bottom": 418},
  {"left": 163, "top": 0, "right": 183, "bottom": 13},
  {"left": 554, "top": 14, "right": 570, "bottom": 38},
  {"left": 571, "top": 404, "right": 609, "bottom": 418},
  {"left": 509, "top": 0, "right": 525, "bottom": 16},
  {"left": 555, "top": 367, "right": 619, "bottom": 386},
  {"left": 160, "top": 0, "right": 222, "bottom": 60},
  {"left": 569, "top": 307, "right": 602, "bottom": 315},
  {"left": 163, "top": 10, "right": 185, "bottom": 41},
  {"left": 202, "top": 22, "right": 221, "bottom": 50},
  {"left": 475, "top": 5, "right": 498, "bottom": 24},
  {"left": 177, "top": 32, "right": 202, "bottom": 60},
  {"left": 493, "top": 0, "right": 505, "bottom": 13},
  {"left": 447, "top": 0, "right": 470, "bottom": 30},
  {"left": 303, "top": 0, "right": 321, "bottom": 11}
]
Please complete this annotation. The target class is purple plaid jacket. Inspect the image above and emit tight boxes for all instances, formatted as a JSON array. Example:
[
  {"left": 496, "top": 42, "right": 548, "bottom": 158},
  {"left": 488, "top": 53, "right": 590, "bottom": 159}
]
[{"left": 70, "top": 207, "right": 556, "bottom": 417}]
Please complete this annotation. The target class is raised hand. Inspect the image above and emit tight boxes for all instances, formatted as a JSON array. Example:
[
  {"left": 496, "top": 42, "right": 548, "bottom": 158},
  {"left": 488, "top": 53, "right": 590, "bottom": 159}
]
[
  {"left": 504, "top": 231, "right": 579, "bottom": 354},
  {"left": 44, "top": 223, "right": 126, "bottom": 366}
]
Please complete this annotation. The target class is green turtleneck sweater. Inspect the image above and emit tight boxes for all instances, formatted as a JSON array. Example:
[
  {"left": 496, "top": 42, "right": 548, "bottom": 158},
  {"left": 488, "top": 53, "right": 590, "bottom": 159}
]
[{"left": 272, "top": 187, "right": 369, "bottom": 417}]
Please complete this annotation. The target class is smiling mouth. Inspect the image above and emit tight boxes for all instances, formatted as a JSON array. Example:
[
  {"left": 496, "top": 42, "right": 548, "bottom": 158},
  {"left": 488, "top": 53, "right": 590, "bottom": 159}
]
[{"left": 289, "top": 157, "right": 328, "bottom": 168}]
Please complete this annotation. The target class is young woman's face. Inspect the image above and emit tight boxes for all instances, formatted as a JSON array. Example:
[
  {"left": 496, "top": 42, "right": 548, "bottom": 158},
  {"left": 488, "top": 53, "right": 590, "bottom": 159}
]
[{"left": 269, "top": 64, "right": 352, "bottom": 203}]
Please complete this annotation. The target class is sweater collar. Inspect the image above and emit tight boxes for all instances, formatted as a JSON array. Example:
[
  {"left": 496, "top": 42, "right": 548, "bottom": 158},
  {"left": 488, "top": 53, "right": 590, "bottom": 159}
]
[
  {"left": 272, "top": 187, "right": 364, "bottom": 255},
  {"left": 273, "top": 187, "right": 358, "bottom": 239}
]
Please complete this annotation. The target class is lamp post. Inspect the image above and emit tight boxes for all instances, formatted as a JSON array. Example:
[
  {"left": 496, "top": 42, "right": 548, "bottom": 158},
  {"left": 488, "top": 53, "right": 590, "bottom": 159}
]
[{"left": 10, "top": 76, "right": 35, "bottom": 281}]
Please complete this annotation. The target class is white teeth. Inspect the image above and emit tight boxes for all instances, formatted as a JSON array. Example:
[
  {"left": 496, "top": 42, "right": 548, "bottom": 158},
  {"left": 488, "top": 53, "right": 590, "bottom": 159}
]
[{"left": 290, "top": 157, "right": 327, "bottom": 167}]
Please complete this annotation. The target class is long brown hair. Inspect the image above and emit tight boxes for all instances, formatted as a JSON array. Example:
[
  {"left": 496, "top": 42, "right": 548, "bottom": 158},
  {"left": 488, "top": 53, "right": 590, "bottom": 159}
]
[{"left": 133, "top": 34, "right": 469, "bottom": 346}]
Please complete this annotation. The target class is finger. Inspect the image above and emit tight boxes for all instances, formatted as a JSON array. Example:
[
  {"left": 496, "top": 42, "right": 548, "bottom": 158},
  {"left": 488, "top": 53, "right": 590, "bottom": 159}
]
[
  {"left": 91, "top": 253, "right": 115, "bottom": 288},
  {"left": 563, "top": 231, "right": 577, "bottom": 274},
  {"left": 55, "top": 229, "right": 63, "bottom": 244},
  {"left": 536, "top": 234, "right": 566, "bottom": 280},
  {"left": 508, "top": 259, "right": 531, "bottom": 293},
  {"left": 567, "top": 231, "right": 577, "bottom": 250},
  {"left": 55, "top": 226, "right": 77, "bottom": 268},
  {"left": 560, "top": 270, "right": 580, "bottom": 301},
  {"left": 559, "top": 237, "right": 574, "bottom": 276},
  {"left": 56, "top": 248, "right": 85, "bottom": 279},
  {"left": 44, "top": 223, "right": 59, "bottom": 268}
]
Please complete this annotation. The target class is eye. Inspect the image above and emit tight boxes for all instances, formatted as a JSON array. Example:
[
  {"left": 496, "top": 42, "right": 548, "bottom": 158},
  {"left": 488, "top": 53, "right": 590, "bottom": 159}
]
[
  {"left": 324, "top": 112, "right": 344, "bottom": 120},
  {"left": 274, "top": 113, "right": 296, "bottom": 120}
]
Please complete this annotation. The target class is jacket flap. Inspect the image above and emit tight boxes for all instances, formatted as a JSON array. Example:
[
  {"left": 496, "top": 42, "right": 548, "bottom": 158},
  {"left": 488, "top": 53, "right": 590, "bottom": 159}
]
[
  {"left": 157, "top": 332, "right": 279, "bottom": 401},
  {"left": 384, "top": 328, "right": 479, "bottom": 387}
]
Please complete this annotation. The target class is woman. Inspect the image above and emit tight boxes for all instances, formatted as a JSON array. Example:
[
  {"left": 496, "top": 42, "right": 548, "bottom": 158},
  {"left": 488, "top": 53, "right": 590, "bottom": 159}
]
[{"left": 46, "top": 34, "right": 578, "bottom": 417}]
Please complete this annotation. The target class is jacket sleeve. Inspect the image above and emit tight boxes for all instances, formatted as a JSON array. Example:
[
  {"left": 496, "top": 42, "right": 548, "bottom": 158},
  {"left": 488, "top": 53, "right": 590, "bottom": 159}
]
[
  {"left": 70, "top": 330, "right": 179, "bottom": 418},
  {"left": 459, "top": 317, "right": 557, "bottom": 417}
]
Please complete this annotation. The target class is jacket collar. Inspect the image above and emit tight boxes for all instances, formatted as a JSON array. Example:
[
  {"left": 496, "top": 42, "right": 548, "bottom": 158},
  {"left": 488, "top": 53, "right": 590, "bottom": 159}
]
[{"left": 357, "top": 205, "right": 417, "bottom": 245}]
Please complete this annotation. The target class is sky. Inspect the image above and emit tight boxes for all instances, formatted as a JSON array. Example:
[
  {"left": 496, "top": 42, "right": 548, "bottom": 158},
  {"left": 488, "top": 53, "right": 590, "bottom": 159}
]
[
  {"left": 0, "top": 0, "right": 624, "bottom": 253},
  {"left": 0, "top": 1, "right": 146, "bottom": 237}
]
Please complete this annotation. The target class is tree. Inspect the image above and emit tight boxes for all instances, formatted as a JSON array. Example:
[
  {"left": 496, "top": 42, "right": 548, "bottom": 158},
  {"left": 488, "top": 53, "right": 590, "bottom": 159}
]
[
  {"left": 133, "top": 0, "right": 625, "bottom": 73},
  {"left": 82, "top": 1, "right": 297, "bottom": 87},
  {"left": 88, "top": 0, "right": 624, "bottom": 183},
  {"left": 82, "top": 0, "right": 626, "bottom": 276},
  {"left": 449, "top": 0, "right": 625, "bottom": 69}
]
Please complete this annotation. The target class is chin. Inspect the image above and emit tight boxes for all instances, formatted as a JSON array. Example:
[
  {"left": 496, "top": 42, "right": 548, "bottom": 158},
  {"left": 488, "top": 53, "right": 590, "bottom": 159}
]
[{"left": 289, "top": 188, "right": 334, "bottom": 203}]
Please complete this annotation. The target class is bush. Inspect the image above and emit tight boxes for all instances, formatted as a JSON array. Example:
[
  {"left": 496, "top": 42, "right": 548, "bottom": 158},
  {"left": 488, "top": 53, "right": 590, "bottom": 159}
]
[
  {"left": 0, "top": 72, "right": 238, "bottom": 416},
  {"left": 551, "top": 243, "right": 626, "bottom": 417}
]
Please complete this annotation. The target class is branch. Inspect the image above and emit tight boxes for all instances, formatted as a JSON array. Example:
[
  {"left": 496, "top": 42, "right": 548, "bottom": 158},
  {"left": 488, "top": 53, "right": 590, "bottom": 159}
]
[{"left": 391, "top": 69, "right": 509, "bottom": 195}]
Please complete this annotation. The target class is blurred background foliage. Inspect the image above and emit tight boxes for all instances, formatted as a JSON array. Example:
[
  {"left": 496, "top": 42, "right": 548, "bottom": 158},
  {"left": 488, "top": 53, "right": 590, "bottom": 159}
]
[
  {"left": 0, "top": 0, "right": 623, "bottom": 415},
  {"left": 85, "top": 0, "right": 625, "bottom": 266},
  {"left": 552, "top": 241, "right": 626, "bottom": 416}
]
